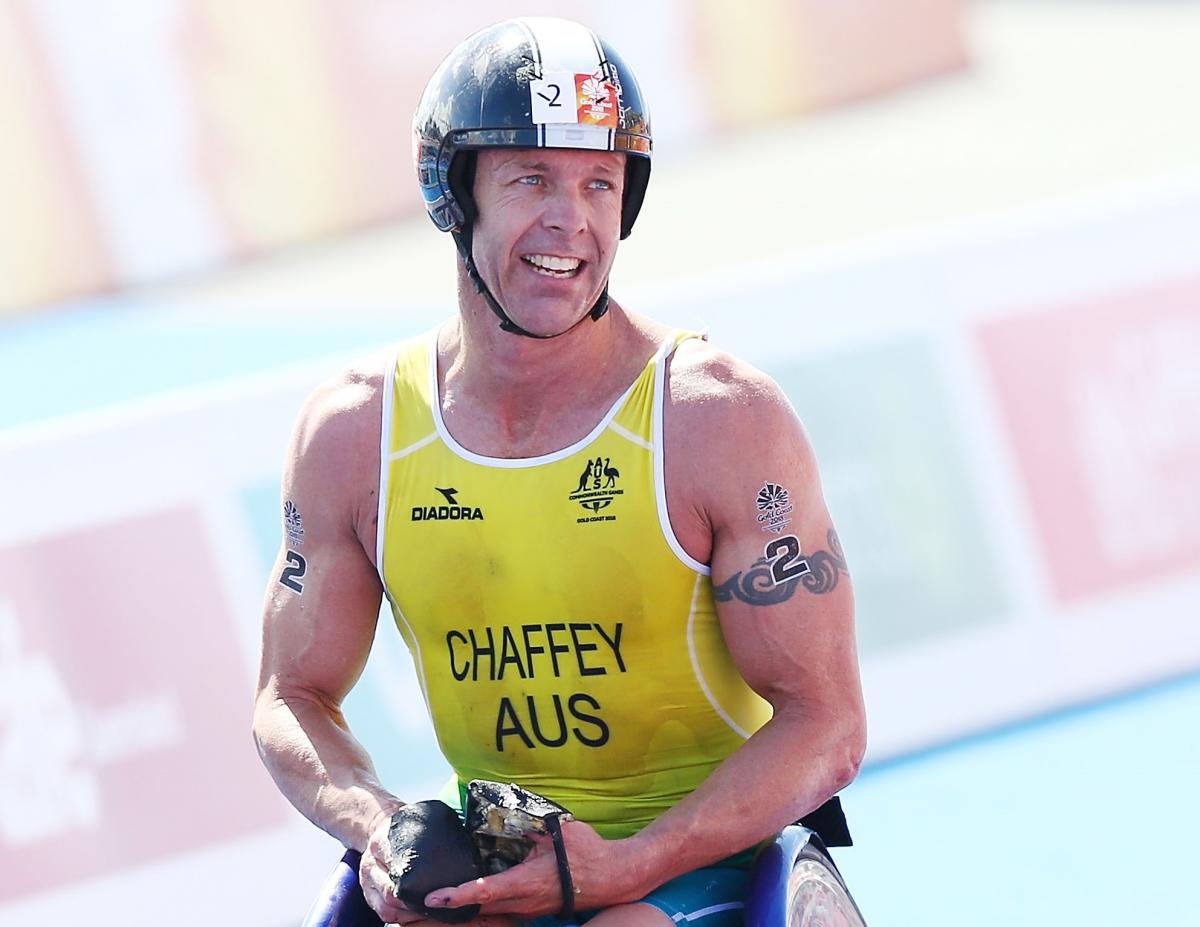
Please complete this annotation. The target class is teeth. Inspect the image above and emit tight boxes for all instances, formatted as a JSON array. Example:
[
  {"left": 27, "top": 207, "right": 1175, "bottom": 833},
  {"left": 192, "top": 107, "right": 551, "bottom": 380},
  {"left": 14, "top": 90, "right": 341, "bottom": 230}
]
[{"left": 523, "top": 254, "right": 582, "bottom": 273}]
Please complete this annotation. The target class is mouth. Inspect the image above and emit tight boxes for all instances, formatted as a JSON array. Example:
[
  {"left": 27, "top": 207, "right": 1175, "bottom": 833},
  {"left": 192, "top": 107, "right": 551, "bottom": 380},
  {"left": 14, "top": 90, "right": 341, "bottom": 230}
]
[{"left": 521, "top": 253, "right": 585, "bottom": 279}]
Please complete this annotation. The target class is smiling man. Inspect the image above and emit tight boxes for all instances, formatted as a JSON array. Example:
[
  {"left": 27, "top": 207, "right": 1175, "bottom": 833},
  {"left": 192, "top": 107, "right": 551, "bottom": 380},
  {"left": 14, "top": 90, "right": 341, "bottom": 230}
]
[{"left": 253, "top": 17, "right": 866, "bottom": 927}]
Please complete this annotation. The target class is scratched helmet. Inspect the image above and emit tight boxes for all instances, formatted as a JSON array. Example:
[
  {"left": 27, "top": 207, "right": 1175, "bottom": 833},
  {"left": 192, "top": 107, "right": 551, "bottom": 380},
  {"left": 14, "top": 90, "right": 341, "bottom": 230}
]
[
  {"left": 413, "top": 17, "right": 652, "bottom": 239},
  {"left": 412, "top": 18, "right": 653, "bottom": 338}
]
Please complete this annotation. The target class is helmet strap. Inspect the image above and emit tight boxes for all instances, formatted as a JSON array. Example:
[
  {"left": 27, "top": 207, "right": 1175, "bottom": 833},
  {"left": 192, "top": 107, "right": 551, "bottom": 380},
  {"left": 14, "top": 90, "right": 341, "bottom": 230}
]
[{"left": 452, "top": 227, "right": 609, "bottom": 340}]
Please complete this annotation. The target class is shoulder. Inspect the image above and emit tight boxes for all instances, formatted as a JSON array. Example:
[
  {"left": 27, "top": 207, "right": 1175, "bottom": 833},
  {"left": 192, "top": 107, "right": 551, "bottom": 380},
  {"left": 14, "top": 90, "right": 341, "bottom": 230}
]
[
  {"left": 291, "top": 352, "right": 389, "bottom": 454},
  {"left": 663, "top": 338, "right": 821, "bottom": 533},
  {"left": 283, "top": 346, "right": 399, "bottom": 499},
  {"left": 281, "top": 346, "right": 402, "bottom": 553},
  {"left": 665, "top": 338, "right": 807, "bottom": 449}
]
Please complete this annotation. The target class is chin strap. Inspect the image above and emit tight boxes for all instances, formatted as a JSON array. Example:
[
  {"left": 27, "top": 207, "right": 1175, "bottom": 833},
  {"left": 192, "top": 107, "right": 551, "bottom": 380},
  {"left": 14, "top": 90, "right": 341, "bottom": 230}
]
[{"left": 452, "top": 228, "right": 609, "bottom": 339}]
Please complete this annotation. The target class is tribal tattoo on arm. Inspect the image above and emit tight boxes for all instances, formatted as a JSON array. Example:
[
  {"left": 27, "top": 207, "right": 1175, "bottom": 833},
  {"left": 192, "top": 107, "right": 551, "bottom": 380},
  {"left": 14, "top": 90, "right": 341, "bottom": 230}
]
[{"left": 713, "top": 529, "right": 848, "bottom": 606}]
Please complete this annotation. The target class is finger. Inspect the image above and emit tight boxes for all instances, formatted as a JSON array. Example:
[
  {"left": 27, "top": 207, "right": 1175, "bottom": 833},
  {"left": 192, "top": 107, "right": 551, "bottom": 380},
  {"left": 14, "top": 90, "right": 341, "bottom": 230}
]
[
  {"left": 362, "top": 875, "right": 412, "bottom": 923},
  {"left": 424, "top": 875, "right": 491, "bottom": 911},
  {"left": 523, "top": 833, "right": 555, "bottom": 859},
  {"left": 365, "top": 891, "right": 409, "bottom": 924},
  {"left": 425, "top": 864, "right": 555, "bottom": 915}
]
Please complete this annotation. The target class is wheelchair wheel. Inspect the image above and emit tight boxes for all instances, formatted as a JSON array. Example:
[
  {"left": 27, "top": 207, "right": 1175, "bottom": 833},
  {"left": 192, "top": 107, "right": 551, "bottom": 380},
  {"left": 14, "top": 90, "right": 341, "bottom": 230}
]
[{"left": 785, "top": 843, "right": 867, "bottom": 927}]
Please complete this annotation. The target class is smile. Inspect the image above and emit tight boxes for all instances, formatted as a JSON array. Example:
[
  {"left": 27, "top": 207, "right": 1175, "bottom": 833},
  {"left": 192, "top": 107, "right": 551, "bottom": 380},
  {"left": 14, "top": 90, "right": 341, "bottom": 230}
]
[{"left": 521, "top": 254, "right": 584, "bottom": 278}]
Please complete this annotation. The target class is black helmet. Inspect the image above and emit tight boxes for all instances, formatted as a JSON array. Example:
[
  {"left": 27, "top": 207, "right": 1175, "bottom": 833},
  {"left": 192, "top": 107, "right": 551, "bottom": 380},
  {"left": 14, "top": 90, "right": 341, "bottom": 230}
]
[
  {"left": 412, "top": 17, "right": 653, "bottom": 338},
  {"left": 414, "top": 17, "right": 652, "bottom": 238}
]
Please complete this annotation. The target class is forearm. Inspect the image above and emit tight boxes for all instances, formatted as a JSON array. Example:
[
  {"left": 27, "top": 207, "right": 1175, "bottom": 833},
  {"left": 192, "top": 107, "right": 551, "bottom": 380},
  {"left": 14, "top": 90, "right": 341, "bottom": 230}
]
[
  {"left": 252, "top": 687, "right": 402, "bottom": 851},
  {"left": 622, "top": 705, "right": 864, "bottom": 893}
]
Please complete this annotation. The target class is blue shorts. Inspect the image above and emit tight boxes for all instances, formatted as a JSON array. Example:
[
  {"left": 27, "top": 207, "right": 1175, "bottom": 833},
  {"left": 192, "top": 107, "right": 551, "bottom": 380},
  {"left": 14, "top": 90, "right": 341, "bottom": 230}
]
[{"left": 528, "top": 864, "right": 750, "bottom": 927}]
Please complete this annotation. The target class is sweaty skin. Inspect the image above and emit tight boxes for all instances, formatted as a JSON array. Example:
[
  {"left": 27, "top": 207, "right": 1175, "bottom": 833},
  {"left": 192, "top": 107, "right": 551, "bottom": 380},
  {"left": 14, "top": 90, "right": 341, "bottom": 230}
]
[{"left": 252, "top": 149, "right": 866, "bottom": 927}]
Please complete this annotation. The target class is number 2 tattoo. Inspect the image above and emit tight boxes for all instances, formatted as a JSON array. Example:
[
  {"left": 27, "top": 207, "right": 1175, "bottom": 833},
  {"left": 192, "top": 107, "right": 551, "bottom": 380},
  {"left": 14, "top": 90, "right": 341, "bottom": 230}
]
[
  {"left": 278, "top": 499, "right": 308, "bottom": 594},
  {"left": 278, "top": 550, "right": 307, "bottom": 594},
  {"left": 713, "top": 529, "right": 847, "bottom": 605}
]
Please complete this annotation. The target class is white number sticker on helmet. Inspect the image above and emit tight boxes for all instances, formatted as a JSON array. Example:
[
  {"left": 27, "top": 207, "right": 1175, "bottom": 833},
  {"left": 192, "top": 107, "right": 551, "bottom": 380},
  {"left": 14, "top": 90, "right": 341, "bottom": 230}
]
[{"left": 530, "top": 72, "right": 578, "bottom": 125}]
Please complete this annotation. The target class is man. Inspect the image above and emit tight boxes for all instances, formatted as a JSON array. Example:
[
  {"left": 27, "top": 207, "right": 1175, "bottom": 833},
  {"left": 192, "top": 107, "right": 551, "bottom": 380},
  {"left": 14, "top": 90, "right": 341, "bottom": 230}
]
[{"left": 253, "top": 17, "right": 866, "bottom": 927}]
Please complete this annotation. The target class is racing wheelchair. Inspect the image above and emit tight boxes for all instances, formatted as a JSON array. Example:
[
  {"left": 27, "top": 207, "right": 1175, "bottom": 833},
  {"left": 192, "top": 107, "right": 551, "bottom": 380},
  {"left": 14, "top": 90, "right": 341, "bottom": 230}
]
[{"left": 301, "top": 797, "right": 867, "bottom": 927}]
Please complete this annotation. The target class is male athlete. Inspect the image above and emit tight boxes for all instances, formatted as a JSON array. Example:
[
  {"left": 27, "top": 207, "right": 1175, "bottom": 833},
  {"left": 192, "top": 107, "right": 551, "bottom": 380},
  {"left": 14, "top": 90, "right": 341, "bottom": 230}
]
[{"left": 253, "top": 17, "right": 866, "bottom": 927}]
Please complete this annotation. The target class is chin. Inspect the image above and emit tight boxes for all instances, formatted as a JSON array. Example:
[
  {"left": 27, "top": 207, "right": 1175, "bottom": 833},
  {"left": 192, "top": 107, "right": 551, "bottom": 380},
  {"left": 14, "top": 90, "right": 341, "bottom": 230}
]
[
  {"left": 515, "top": 313, "right": 587, "bottom": 338},
  {"left": 507, "top": 294, "right": 602, "bottom": 337}
]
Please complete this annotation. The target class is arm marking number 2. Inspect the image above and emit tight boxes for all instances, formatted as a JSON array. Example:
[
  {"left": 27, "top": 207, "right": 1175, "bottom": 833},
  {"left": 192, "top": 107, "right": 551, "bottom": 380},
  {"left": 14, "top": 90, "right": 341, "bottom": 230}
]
[
  {"left": 279, "top": 550, "right": 307, "bottom": 594},
  {"left": 764, "top": 535, "right": 810, "bottom": 585}
]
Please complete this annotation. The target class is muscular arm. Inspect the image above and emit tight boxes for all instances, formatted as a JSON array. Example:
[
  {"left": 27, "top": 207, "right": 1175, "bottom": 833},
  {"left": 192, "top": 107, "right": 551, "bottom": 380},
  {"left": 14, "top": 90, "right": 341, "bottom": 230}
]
[
  {"left": 623, "top": 349, "right": 866, "bottom": 885},
  {"left": 251, "top": 368, "right": 400, "bottom": 852}
]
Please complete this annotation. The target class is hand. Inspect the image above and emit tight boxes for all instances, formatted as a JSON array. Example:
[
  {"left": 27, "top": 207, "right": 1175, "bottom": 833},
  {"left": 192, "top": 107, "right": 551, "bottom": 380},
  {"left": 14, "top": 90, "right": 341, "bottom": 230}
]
[
  {"left": 359, "top": 807, "right": 416, "bottom": 924},
  {"left": 423, "top": 819, "right": 639, "bottom": 919},
  {"left": 361, "top": 805, "right": 508, "bottom": 926}
]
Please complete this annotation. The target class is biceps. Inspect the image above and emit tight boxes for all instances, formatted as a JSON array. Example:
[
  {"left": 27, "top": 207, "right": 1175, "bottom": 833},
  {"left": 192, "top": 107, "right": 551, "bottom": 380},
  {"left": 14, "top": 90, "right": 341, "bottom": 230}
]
[
  {"left": 711, "top": 518, "right": 856, "bottom": 706},
  {"left": 259, "top": 535, "right": 384, "bottom": 706},
  {"left": 713, "top": 528, "right": 849, "bottom": 609}
]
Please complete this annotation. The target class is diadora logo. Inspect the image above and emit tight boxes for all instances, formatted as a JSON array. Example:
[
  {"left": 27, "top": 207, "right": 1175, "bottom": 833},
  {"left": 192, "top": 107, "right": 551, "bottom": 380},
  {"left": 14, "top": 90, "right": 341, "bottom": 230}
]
[
  {"left": 568, "top": 456, "right": 623, "bottom": 524},
  {"left": 411, "top": 486, "right": 485, "bottom": 522}
]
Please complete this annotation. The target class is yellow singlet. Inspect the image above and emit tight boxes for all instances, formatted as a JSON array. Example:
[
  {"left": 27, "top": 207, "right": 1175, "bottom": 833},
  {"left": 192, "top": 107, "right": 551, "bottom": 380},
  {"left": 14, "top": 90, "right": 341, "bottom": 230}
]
[{"left": 377, "top": 329, "right": 772, "bottom": 839}]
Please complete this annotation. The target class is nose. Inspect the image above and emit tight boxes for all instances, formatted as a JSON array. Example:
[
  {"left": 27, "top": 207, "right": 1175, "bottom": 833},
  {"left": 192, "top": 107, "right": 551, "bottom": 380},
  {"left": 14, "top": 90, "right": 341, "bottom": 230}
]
[{"left": 540, "top": 185, "right": 588, "bottom": 236}]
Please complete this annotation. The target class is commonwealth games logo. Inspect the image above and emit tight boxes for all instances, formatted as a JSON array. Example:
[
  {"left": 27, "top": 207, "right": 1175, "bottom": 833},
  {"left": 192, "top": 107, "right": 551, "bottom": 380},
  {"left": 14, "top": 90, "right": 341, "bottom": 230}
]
[
  {"left": 756, "top": 482, "right": 794, "bottom": 534},
  {"left": 569, "top": 456, "right": 623, "bottom": 523}
]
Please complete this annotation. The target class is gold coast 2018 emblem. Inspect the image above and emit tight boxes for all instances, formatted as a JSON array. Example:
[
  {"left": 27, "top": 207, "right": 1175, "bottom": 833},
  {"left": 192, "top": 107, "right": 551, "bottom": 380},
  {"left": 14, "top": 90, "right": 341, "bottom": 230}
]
[
  {"left": 569, "top": 456, "right": 622, "bottom": 523},
  {"left": 756, "top": 482, "right": 794, "bottom": 534}
]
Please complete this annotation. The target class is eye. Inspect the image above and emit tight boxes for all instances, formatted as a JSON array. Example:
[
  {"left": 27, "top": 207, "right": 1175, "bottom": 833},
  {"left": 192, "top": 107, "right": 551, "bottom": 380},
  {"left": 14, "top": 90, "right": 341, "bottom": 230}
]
[
  {"left": 589, "top": 178, "right": 614, "bottom": 191},
  {"left": 517, "top": 174, "right": 542, "bottom": 185}
]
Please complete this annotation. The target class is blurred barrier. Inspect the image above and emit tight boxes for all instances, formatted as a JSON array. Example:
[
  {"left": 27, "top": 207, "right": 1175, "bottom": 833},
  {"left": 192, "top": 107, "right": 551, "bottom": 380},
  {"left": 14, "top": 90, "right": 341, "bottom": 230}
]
[
  {"left": 0, "top": 0, "right": 966, "bottom": 317},
  {"left": 978, "top": 278, "right": 1200, "bottom": 604},
  {"left": 0, "top": 372, "right": 371, "bottom": 924},
  {"left": 646, "top": 177, "right": 1200, "bottom": 758},
  {"left": 0, "top": 175, "right": 1197, "bottom": 924}
]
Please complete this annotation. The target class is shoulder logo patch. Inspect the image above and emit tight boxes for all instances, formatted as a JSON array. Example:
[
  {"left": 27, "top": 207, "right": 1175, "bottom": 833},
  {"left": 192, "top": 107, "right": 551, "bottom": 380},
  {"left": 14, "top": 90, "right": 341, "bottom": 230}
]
[
  {"left": 569, "top": 457, "right": 623, "bottom": 524},
  {"left": 412, "top": 486, "right": 484, "bottom": 522}
]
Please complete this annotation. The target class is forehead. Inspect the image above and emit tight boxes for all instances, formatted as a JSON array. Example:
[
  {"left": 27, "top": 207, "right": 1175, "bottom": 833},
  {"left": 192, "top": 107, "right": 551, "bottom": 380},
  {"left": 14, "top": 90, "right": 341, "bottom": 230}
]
[{"left": 479, "top": 148, "right": 625, "bottom": 175}]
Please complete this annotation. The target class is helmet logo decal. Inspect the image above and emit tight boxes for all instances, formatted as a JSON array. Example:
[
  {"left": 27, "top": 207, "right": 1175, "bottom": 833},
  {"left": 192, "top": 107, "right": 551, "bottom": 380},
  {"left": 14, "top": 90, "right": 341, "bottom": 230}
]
[
  {"left": 530, "top": 70, "right": 619, "bottom": 129},
  {"left": 576, "top": 74, "right": 618, "bottom": 128}
]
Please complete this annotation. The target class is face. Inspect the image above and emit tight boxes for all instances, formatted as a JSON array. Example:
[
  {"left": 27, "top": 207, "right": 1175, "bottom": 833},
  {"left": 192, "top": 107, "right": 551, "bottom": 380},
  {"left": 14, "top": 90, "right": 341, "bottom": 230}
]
[{"left": 468, "top": 148, "right": 625, "bottom": 337}]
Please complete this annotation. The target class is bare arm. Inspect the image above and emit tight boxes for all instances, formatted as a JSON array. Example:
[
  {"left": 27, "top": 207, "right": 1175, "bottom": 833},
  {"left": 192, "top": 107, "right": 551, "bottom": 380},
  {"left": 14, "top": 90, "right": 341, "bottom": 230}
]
[
  {"left": 256, "top": 366, "right": 518, "bottom": 927},
  {"left": 251, "top": 369, "right": 401, "bottom": 861},
  {"left": 621, "top": 348, "right": 866, "bottom": 884}
]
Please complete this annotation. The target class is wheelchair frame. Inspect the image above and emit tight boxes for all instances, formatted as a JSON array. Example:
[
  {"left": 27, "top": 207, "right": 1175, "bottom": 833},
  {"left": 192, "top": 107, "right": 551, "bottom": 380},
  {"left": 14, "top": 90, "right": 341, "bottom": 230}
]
[{"left": 301, "top": 825, "right": 865, "bottom": 927}]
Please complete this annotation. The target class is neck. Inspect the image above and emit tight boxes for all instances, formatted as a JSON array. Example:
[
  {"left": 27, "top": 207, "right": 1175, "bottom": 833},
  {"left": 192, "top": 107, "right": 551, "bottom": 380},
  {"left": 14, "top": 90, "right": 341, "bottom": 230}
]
[
  {"left": 451, "top": 298, "right": 624, "bottom": 393},
  {"left": 439, "top": 289, "right": 641, "bottom": 456}
]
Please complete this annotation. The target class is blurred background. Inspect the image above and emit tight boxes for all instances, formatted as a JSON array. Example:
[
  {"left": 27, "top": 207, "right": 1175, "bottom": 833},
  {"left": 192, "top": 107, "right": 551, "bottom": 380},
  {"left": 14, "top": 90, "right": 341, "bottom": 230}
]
[{"left": 1, "top": 0, "right": 1197, "bottom": 923}]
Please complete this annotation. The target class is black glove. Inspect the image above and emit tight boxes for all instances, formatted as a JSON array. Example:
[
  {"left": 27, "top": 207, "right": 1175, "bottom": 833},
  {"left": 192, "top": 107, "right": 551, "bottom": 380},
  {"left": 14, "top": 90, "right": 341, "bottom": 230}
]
[{"left": 388, "top": 800, "right": 483, "bottom": 924}]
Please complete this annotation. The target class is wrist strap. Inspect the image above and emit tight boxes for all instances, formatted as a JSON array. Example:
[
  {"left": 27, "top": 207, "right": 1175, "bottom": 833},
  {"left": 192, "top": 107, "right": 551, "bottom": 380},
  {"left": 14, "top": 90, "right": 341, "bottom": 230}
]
[{"left": 544, "top": 813, "right": 576, "bottom": 923}]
